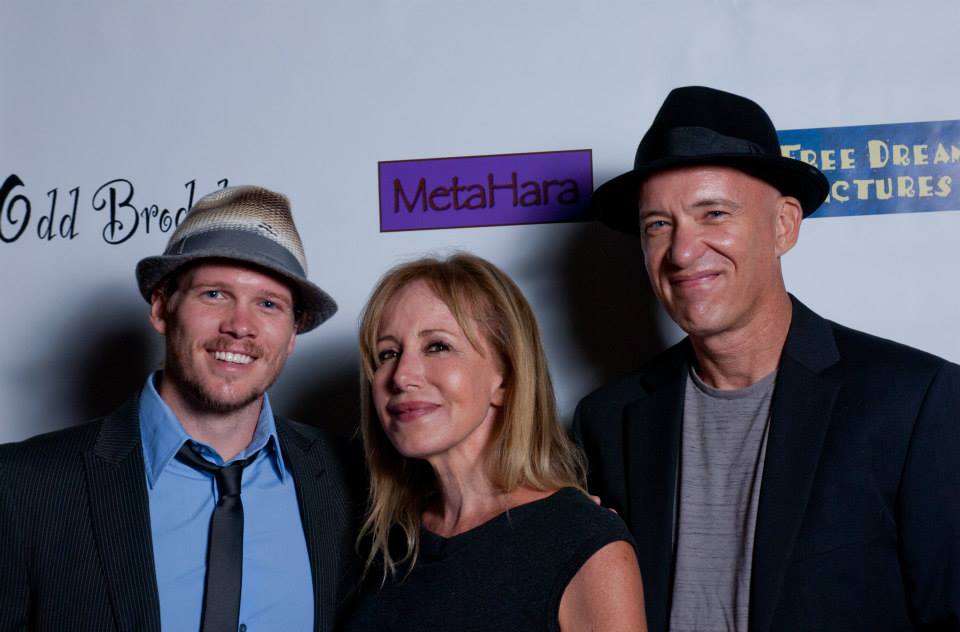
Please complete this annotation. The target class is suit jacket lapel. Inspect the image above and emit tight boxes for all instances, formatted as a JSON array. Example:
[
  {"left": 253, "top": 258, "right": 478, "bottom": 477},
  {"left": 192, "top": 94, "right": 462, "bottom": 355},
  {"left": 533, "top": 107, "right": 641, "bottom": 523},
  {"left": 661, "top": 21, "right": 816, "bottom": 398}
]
[
  {"left": 749, "top": 297, "right": 841, "bottom": 632},
  {"left": 83, "top": 397, "right": 161, "bottom": 632},
  {"left": 625, "top": 340, "right": 689, "bottom": 632},
  {"left": 277, "top": 419, "right": 331, "bottom": 632}
]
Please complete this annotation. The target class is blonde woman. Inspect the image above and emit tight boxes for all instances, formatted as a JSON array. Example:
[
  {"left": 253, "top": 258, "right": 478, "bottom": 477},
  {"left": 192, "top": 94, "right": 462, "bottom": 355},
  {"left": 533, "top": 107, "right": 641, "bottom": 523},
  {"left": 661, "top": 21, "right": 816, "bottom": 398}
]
[{"left": 343, "top": 253, "right": 646, "bottom": 632}]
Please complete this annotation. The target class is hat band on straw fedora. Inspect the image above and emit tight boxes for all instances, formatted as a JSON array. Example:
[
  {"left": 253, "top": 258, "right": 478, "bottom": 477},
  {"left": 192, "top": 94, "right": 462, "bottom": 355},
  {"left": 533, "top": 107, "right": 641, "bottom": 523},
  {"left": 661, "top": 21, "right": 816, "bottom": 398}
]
[
  {"left": 169, "top": 230, "right": 307, "bottom": 278},
  {"left": 655, "top": 127, "right": 766, "bottom": 159}
]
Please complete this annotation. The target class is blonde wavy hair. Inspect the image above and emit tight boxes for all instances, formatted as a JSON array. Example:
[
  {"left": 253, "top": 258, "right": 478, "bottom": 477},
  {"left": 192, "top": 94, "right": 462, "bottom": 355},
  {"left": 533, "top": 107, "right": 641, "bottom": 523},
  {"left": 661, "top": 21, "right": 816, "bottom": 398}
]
[{"left": 357, "top": 253, "right": 587, "bottom": 582}]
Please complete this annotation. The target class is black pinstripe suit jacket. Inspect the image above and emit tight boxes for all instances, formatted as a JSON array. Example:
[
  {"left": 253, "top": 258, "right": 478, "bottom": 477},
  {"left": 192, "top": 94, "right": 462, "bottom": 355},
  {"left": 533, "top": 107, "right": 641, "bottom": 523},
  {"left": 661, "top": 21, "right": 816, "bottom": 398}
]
[{"left": 0, "top": 397, "right": 363, "bottom": 632}]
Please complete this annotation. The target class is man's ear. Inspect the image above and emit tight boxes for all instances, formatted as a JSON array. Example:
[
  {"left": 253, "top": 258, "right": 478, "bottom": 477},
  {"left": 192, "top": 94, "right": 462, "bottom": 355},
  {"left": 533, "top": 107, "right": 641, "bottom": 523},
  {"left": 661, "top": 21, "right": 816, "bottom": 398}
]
[
  {"left": 149, "top": 290, "right": 170, "bottom": 335},
  {"left": 774, "top": 196, "right": 803, "bottom": 257}
]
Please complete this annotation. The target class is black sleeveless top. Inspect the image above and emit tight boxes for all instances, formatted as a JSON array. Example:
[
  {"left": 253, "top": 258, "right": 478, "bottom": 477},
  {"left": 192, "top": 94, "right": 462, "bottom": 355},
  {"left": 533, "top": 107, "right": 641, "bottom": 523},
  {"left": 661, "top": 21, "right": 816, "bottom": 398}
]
[{"left": 342, "top": 487, "right": 636, "bottom": 632}]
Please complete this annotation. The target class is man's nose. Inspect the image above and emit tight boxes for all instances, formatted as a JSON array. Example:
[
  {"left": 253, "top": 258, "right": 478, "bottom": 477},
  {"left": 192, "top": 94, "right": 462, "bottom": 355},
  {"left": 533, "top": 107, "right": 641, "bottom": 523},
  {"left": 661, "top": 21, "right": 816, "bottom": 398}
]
[
  {"left": 666, "top": 221, "right": 705, "bottom": 268},
  {"left": 221, "top": 303, "right": 257, "bottom": 338}
]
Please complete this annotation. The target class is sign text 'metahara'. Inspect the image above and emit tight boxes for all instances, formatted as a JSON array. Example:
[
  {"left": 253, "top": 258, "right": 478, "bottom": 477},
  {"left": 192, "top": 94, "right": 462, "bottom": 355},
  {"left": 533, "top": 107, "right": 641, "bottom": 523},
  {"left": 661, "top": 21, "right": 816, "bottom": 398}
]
[{"left": 378, "top": 150, "right": 592, "bottom": 232}]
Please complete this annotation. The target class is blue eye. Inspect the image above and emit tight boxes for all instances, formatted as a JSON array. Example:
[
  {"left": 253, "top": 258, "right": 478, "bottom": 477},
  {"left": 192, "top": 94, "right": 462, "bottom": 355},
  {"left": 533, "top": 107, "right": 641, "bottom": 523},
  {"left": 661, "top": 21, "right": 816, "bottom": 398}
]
[
  {"left": 426, "top": 341, "right": 450, "bottom": 353},
  {"left": 644, "top": 219, "right": 670, "bottom": 235},
  {"left": 204, "top": 290, "right": 223, "bottom": 299},
  {"left": 706, "top": 210, "right": 727, "bottom": 219}
]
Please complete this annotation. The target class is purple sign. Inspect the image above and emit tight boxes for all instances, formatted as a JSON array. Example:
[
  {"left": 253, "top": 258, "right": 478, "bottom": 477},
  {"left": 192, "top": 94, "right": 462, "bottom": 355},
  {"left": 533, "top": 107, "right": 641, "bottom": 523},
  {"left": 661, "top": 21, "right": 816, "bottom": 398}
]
[{"left": 378, "top": 149, "right": 593, "bottom": 232}]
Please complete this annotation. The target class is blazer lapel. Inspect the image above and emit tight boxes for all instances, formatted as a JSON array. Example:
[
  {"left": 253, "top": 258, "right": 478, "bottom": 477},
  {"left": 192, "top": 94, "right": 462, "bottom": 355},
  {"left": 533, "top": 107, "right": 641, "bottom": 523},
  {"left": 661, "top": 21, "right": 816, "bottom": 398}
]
[
  {"left": 749, "top": 298, "right": 841, "bottom": 632},
  {"left": 277, "top": 420, "right": 331, "bottom": 632},
  {"left": 83, "top": 398, "right": 161, "bottom": 632},
  {"left": 624, "top": 341, "right": 689, "bottom": 632}
]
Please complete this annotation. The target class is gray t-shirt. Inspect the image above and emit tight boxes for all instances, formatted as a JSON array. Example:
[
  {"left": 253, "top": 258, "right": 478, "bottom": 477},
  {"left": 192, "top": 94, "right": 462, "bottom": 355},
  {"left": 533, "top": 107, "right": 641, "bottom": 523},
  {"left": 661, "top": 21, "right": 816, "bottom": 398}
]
[{"left": 668, "top": 368, "right": 776, "bottom": 632}]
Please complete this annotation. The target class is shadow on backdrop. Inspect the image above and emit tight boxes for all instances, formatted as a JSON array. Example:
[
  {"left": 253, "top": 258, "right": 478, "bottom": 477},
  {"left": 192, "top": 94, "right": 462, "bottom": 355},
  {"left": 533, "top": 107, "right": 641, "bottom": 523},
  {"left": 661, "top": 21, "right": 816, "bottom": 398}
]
[
  {"left": 22, "top": 288, "right": 160, "bottom": 435},
  {"left": 278, "top": 339, "right": 362, "bottom": 440},
  {"left": 547, "top": 219, "right": 667, "bottom": 385}
]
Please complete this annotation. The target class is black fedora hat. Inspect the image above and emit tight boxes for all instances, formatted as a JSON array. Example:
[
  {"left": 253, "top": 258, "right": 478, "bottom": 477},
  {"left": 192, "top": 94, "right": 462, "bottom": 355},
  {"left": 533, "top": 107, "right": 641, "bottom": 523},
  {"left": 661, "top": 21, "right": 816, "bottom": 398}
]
[{"left": 592, "top": 86, "right": 829, "bottom": 234}]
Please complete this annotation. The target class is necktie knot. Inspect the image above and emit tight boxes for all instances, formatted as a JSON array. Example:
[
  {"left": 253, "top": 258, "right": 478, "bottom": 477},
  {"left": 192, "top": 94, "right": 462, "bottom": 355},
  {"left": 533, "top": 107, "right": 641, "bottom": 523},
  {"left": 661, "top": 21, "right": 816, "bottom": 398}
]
[
  {"left": 216, "top": 461, "right": 245, "bottom": 497},
  {"left": 175, "top": 442, "right": 261, "bottom": 498}
]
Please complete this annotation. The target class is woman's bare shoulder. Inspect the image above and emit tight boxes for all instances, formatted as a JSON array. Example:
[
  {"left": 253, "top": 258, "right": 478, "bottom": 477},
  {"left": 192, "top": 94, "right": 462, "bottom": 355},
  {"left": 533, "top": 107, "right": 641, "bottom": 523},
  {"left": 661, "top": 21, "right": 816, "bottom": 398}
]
[{"left": 558, "top": 540, "right": 647, "bottom": 632}]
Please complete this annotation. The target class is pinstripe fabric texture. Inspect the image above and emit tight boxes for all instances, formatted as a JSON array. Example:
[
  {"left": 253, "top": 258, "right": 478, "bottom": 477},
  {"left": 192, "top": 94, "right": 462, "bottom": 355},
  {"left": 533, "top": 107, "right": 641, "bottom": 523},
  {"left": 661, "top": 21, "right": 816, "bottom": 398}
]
[{"left": 0, "top": 397, "right": 363, "bottom": 632}]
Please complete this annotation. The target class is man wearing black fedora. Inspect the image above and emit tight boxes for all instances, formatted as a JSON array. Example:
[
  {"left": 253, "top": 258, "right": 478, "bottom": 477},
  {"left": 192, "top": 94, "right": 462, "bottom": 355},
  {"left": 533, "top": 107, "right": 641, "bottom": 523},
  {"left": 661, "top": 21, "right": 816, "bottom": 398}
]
[
  {"left": 0, "top": 186, "right": 360, "bottom": 631},
  {"left": 574, "top": 86, "right": 960, "bottom": 631}
]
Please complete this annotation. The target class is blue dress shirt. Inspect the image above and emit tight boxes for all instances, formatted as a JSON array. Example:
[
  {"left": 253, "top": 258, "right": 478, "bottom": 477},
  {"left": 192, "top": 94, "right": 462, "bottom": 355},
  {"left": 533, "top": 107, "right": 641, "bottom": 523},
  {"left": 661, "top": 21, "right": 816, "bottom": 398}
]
[{"left": 139, "top": 373, "right": 314, "bottom": 632}]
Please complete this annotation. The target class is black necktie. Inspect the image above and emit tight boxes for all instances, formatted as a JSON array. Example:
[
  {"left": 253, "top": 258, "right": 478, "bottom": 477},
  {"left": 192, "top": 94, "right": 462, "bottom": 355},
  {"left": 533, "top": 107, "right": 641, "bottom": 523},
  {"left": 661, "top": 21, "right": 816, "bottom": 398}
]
[{"left": 176, "top": 443, "right": 261, "bottom": 632}]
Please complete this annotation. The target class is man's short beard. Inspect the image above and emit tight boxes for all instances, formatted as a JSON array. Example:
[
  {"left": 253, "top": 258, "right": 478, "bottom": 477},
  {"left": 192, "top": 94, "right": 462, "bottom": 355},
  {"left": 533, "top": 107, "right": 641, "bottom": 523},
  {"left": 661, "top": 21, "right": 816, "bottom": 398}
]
[
  {"left": 177, "top": 369, "right": 263, "bottom": 414},
  {"left": 163, "top": 340, "right": 270, "bottom": 415}
]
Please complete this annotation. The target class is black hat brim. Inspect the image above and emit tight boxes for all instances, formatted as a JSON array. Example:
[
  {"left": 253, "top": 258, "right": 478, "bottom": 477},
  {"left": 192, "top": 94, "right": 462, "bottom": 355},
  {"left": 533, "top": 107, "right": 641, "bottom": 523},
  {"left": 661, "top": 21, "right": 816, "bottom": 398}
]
[{"left": 592, "top": 154, "right": 830, "bottom": 235}]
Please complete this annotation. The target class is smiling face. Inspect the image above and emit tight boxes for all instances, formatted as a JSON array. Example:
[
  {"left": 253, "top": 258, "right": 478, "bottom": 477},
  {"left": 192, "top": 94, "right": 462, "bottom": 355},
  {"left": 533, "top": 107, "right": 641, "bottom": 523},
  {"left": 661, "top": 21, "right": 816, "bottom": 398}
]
[
  {"left": 371, "top": 280, "right": 505, "bottom": 462},
  {"left": 149, "top": 261, "right": 298, "bottom": 416},
  {"left": 639, "top": 165, "right": 801, "bottom": 340}
]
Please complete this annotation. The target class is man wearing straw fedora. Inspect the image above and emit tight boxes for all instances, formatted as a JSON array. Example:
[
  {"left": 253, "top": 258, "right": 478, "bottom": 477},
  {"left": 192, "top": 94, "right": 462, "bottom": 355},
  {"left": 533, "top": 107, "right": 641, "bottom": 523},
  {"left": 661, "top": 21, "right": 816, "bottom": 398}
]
[
  {"left": 574, "top": 87, "right": 960, "bottom": 631},
  {"left": 0, "top": 186, "right": 360, "bottom": 632}
]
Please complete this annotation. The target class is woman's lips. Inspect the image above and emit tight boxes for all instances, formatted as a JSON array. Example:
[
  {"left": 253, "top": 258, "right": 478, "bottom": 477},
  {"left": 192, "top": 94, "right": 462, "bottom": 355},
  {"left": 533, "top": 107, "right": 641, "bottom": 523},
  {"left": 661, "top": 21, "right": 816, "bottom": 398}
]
[{"left": 386, "top": 401, "right": 440, "bottom": 422}]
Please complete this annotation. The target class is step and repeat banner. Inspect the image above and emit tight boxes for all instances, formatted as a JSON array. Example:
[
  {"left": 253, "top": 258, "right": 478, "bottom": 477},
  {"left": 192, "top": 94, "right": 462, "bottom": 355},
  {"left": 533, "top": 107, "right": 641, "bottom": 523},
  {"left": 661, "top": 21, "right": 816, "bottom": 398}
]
[{"left": 3, "top": 1, "right": 958, "bottom": 442}]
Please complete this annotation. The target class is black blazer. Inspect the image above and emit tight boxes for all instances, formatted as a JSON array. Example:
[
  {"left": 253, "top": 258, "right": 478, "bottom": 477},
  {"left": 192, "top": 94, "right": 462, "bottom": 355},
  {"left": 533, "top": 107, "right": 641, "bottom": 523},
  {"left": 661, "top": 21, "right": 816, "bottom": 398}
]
[
  {"left": 573, "top": 297, "right": 960, "bottom": 632},
  {"left": 0, "top": 397, "right": 363, "bottom": 632}
]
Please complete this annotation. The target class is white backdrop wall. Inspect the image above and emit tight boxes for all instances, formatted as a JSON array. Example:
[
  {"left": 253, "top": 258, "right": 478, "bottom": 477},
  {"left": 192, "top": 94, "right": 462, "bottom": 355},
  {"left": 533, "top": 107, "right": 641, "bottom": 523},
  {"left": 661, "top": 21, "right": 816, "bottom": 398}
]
[{"left": 2, "top": 1, "right": 958, "bottom": 443}]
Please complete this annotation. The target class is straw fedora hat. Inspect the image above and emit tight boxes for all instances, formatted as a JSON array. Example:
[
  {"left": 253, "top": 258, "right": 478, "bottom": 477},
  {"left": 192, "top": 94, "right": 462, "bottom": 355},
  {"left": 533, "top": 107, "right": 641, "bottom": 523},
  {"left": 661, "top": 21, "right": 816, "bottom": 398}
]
[{"left": 135, "top": 185, "right": 337, "bottom": 333}]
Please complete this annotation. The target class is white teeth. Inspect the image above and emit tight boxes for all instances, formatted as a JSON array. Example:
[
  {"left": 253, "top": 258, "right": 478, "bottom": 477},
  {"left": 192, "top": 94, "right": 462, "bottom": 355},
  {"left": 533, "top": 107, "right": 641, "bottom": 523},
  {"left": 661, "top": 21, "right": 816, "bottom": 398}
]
[{"left": 213, "top": 351, "right": 253, "bottom": 365}]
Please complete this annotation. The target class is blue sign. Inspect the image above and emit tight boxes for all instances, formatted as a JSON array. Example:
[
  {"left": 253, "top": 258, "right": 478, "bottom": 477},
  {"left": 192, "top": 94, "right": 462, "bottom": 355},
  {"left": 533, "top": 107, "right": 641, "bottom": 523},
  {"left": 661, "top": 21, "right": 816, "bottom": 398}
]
[{"left": 779, "top": 120, "right": 960, "bottom": 218}]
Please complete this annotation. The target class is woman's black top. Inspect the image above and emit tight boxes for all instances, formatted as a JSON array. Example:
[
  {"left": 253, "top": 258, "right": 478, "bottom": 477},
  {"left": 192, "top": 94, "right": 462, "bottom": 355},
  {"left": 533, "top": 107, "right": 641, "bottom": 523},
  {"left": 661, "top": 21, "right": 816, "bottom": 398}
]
[{"left": 342, "top": 487, "right": 636, "bottom": 632}]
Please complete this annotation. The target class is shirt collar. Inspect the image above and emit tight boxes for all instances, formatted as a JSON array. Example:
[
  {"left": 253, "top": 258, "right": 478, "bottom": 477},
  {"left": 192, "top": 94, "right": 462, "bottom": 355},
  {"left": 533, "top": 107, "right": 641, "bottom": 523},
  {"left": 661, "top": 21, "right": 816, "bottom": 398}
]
[{"left": 138, "top": 371, "right": 287, "bottom": 488}]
